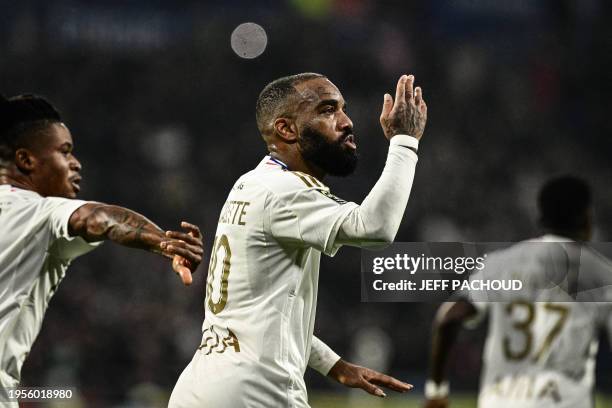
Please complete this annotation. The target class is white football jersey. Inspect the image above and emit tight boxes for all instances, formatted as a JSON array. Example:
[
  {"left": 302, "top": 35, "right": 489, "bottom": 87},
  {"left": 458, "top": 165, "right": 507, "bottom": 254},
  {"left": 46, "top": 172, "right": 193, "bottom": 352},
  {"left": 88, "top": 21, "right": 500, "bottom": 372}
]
[
  {"left": 468, "top": 235, "right": 612, "bottom": 408},
  {"left": 170, "top": 157, "right": 359, "bottom": 407},
  {"left": 0, "top": 185, "right": 99, "bottom": 391}
]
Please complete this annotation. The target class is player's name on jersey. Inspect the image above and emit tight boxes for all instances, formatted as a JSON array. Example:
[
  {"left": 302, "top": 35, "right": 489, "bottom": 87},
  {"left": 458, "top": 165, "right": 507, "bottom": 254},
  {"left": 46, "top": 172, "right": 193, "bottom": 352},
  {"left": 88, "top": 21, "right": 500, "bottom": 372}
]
[{"left": 218, "top": 200, "right": 250, "bottom": 226}]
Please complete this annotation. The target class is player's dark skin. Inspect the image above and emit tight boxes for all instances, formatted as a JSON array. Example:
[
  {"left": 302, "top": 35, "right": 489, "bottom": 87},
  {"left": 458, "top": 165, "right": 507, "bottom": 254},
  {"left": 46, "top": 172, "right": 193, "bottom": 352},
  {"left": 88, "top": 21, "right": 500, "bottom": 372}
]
[
  {"left": 0, "top": 122, "right": 203, "bottom": 284},
  {"left": 258, "top": 74, "right": 427, "bottom": 398}
]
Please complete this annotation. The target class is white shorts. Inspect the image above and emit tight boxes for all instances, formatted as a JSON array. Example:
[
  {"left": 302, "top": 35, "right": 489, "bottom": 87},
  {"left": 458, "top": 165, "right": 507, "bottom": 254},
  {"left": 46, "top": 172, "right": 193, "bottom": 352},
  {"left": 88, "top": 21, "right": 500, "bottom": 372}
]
[{"left": 168, "top": 350, "right": 309, "bottom": 408}]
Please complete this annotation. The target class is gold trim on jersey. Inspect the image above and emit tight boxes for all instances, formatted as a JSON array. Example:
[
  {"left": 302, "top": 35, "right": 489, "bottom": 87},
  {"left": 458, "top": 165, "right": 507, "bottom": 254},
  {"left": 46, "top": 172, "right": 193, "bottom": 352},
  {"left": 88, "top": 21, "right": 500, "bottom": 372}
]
[
  {"left": 291, "top": 171, "right": 326, "bottom": 188},
  {"left": 290, "top": 171, "right": 348, "bottom": 204}
]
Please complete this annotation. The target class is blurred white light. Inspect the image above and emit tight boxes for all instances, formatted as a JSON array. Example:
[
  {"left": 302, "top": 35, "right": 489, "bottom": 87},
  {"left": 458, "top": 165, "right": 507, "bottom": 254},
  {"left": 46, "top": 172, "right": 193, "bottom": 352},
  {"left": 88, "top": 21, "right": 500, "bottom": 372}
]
[{"left": 230, "top": 22, "right": 267, "bottom": 59}]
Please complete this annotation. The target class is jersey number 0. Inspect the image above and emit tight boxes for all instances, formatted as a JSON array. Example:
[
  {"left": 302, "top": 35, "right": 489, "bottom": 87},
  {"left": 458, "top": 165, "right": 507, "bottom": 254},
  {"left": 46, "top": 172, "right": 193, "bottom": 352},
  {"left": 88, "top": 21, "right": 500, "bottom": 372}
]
[{"left": 206, "top": 234, "right": 232, "bottom": 314}]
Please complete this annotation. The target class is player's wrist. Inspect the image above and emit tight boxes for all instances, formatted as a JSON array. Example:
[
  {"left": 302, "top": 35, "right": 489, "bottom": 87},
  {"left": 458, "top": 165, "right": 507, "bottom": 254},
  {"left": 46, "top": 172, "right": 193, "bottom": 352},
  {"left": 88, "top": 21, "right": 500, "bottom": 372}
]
[
  {"left": 424, "top": 379, "right": 449, "bottom": 399},
  {"left": 390, "top": 134, "right": 419, "bottom": 153}
]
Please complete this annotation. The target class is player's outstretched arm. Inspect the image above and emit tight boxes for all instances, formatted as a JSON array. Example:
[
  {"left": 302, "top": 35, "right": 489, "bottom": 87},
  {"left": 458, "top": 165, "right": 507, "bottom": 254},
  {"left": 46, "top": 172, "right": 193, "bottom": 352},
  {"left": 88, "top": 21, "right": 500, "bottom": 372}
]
[
  {"left": 337, "top": 74, "right": 427, "bottom": 247},
  {"left": 328, "top": 358, "right": 413, "bottom": 398},
  {"left": 68, "top": 203, "right": 203, "bottom": 285},
  {"left": 424, "top": 300, "right": 477, "bottom": 408}
]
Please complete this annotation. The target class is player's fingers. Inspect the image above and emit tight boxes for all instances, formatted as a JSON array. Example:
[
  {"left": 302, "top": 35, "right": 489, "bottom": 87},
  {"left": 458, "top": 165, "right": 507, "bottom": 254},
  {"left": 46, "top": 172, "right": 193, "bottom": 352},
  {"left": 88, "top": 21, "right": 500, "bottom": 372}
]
[
  {"left": 164, "top": 244, "right": 202, "bottom": 266},
  {"left": 173, "top": 260, "right": 193, "bottom": 286},
  {"left": 420, "top": 98, "right": 427, "bottom": 113},
  {"left": 380, "top": 93, "right": 393, "bottom": 122},
  {"left": 161, "top": 240, "right": 204, "bottom": 255},
  {"left": 359, "top": 379, "right": 387, "bottom": 398},
  {"left": 415, "top": 86, "right": 422, "bottom": 105},
  {"left": 176, "top": 255, "right": 195, "bottom": 270},
  {"left": 405, "top": 74, "right": 415, "bottom": 102},
  {"left": 181, "top": 221, "right": 201, "bottom": 238},
  {"left": 369, "top": 372, "right": 413, "bottom": 392},
  {"left": 394, "top": 75, "right": 408, "bottom": 106},
  {"left": 166, "top": 231, "right": 203, "bottom": 247}
]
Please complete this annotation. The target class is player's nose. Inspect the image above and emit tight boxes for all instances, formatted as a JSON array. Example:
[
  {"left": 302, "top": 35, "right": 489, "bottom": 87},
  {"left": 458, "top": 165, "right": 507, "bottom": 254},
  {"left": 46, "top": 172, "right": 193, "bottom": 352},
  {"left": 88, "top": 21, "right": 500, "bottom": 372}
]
[
  {"left": 337, "top": 110, "right": 353, "bottom": 132},
  {"left": 70, "top": 156, "right": 82, "bottom": 172}
]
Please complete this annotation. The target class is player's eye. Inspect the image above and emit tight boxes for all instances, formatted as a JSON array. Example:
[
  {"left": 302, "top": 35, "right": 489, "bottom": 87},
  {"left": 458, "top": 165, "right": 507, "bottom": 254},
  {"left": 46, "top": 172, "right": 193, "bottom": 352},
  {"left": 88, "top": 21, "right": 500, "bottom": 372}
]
[{"left": 321, "top": 106, "right": 335, "bottom": 115}]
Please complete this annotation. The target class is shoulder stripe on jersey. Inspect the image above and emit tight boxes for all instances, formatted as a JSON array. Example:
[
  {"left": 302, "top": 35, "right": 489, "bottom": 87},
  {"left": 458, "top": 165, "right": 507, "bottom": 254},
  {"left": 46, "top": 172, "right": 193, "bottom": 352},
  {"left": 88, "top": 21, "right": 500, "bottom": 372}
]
[
  {"left": 295, "top": 173, "right": 313, "bottom": 187},
  {"left": 292, "top": 171, "right": 325, "bottom": 188}
]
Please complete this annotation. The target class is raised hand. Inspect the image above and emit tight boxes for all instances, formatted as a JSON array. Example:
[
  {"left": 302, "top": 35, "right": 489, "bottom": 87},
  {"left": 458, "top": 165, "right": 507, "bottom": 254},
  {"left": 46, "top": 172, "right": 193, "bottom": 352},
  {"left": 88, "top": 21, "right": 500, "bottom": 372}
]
[
  {"left": 327, "top": 359, "right": 413, "bottom": 398},
  {"left": 380, "top": 74, "right": 427, "bottom": 141},
  {"left": 160, "top": 221, "right": 204, "bottom": 286}
]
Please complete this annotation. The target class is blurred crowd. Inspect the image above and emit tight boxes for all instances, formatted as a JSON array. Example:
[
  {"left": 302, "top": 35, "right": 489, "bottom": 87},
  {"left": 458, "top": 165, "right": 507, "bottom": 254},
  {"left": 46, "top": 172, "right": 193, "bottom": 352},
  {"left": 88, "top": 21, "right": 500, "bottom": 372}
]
[{"left": 1, "top": 0, "right": 611, "bottom": 405}]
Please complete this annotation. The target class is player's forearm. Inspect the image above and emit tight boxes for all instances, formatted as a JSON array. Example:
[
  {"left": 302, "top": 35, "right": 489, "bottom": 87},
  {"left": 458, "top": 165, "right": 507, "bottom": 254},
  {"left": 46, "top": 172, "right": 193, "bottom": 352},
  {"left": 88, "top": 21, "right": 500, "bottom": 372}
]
[
  {"left": 429, "top": 316, "right": 460, "bottom": 384},
  {"left": 309, "top": 335, "right": 341, "bottom": 375},
  {"left": 338, "top": 135, "right": 418, "bottom": 247},
  {"left": 70, "top": 204, "right": 165, "bottom": 253},
  {"left": 428, "top": 301, "right": 476, "bottom": 384}
]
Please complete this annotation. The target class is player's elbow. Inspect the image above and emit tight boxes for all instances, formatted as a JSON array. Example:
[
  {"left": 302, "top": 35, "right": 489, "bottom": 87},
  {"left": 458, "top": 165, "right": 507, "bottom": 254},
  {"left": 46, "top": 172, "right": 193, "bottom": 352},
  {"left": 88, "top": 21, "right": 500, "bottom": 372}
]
[
  {"left": 360, "top": 210, "right": 400, "bottom": 245},
  {"left": 344, "top": 208, "right": 399, "bottom": 246},
  {"left": 368, "top": 223, "right": 398, "bottom": 246}
]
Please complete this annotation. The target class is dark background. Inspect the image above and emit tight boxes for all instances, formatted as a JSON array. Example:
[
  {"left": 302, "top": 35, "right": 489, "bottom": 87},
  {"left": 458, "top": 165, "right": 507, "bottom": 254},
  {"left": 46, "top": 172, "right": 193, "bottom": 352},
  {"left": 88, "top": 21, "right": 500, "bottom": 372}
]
[{"left": 1, "top": 0, "right": 611, "bottom": 405}]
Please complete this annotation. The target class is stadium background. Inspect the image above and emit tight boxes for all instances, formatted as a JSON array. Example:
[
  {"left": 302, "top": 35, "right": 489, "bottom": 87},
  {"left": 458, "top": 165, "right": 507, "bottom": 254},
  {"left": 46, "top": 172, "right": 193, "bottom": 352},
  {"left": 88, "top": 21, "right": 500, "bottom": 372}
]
[{"left": 1, "top": 0, "right": 611, "bottom": 406}]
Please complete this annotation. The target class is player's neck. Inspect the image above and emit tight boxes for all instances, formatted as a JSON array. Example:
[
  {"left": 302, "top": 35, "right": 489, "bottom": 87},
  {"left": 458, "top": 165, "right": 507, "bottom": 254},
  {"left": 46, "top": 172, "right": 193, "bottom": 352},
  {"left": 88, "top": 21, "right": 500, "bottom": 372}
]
[{"left": 0, "top": 166, "right": 37, "bottom": 192}]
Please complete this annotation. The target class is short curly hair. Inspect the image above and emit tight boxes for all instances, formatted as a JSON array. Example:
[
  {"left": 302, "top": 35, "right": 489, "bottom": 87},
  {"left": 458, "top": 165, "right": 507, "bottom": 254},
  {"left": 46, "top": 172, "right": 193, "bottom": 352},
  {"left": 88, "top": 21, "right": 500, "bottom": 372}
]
[
  {"left": 255, "top": 73, "right": 326, "bottom": 134},
  {"left": 0, "top": 94, "right": 62, "bottom": 164}
]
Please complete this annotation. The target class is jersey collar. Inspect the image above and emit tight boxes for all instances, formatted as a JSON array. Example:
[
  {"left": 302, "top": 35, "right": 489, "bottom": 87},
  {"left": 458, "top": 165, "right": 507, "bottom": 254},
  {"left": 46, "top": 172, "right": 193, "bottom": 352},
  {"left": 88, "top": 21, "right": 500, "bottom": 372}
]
[{"left": 258, "top": 155, "right": 289, "bottom": 170}]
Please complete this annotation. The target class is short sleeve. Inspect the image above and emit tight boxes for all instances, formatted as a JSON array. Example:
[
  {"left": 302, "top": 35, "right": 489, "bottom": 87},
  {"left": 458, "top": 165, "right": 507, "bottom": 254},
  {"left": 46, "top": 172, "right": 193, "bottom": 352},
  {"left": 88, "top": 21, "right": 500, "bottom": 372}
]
[
  {"left": 269, "top": 187, "right": 358, "bottom": 257},
  {"left": 462, "top": 258, "right": 495, "bottom": 329},
  {"left": 42, "top": 197, "right": 102, "bottom": 260},
  {"left": 463, "top": 301, "right": 489, "bottom": 329},
  {"left": 596, "top": 299, "right": 612, "bottom": 350},
  {"left": 44, "top": 197, "right": 90, "bottom": 240}
]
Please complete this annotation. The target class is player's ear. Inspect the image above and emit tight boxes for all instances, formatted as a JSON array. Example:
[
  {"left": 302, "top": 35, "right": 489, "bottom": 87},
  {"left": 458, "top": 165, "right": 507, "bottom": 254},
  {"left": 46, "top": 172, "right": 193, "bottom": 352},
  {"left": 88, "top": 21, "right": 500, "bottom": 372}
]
[
  {"left": 273, "top": 117, "right": 298, "bottom": 143},
  {"left": 14, "top": 148, "right": 37, "bottom": 173}
]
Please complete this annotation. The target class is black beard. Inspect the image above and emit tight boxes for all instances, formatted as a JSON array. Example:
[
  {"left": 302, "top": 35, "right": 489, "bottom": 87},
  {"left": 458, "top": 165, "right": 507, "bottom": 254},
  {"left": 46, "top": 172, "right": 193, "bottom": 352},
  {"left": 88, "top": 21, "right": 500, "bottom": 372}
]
[{"left": 298, "top": 125, "right": 358, "bottom": 177}]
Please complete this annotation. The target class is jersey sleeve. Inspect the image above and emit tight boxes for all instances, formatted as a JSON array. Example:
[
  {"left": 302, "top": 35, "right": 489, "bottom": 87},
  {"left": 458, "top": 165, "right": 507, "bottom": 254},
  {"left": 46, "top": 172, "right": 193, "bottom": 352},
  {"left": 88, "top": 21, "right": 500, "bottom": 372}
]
[
  {"left": 596, "top": 296, "right": 612, "bottom": 350},
  {"left": 268, "top": 135, "right": 418, "bottom": 256},
  {"left": 43, "top": 197, "right": 102, "bottom": 260},
  {"left": 463, "top": 270, "right": 489, "bottom": 329},
  {"left": 461, "top": 253, "right": 501, "bottom": 328},
  {"left": 335, "top": 135, "right": 418, "bottom": 248},
  {"left": 268, "top": 185, "right": 358, "bottom": 257},
  {"left": 308, "top": 335, "right": 341, "bottom": 375},
  {"left": 605, "top": 307, "right": 612, "bottom": 349}
]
